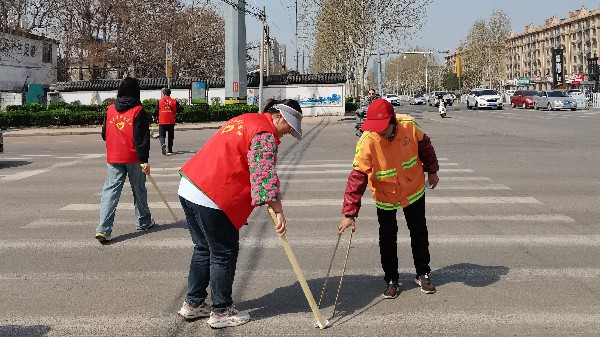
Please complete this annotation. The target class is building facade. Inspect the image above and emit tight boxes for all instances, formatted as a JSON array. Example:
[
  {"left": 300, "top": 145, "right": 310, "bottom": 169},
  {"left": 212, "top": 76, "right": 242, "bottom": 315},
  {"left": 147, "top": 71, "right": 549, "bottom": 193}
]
[
  {"left": 0, "top": 30, "right": 58, "bottom": 92},
  {"left": 445, "top": 6, "right": 600, "bottom": 91},
  {"left": 506, "top": 6, "right": 599, "bottom": 90}
]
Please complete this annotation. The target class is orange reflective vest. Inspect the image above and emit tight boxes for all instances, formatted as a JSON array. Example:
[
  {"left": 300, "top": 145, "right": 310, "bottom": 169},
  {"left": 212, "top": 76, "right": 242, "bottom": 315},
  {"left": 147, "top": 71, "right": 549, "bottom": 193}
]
[
  {"left": 352, "top": 114, "right": 426, "bottom": 210},
  {"left": 158, "top": 96, "right": 177, "bottom": 124},
  {"left": 179, "top": 113, "right": 278, "bottom": 229},
  {"left": 105, "top": 104, "right": 143, "bottom": 164}
]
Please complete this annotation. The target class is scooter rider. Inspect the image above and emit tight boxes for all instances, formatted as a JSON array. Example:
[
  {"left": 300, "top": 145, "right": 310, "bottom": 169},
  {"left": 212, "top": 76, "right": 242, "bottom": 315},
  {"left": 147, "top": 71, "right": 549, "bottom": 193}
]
[
  {"left": 356, "top": 89, "right": 377, "bottom": 136},
  {"left": 436, "top": 94, "right": 446, "bottom": 117}
]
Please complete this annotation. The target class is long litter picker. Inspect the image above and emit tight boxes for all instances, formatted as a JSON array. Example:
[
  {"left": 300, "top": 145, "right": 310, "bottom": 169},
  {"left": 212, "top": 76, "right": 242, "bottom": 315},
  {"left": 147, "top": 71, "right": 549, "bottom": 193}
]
[
  {"left": 142, "top": 165, "right": 179, "bottom": 222},
  {"left": 267, "top": 206, "right": 329, "bottom": 329},
  {"left": 318, "top": 230, "right": 353, "bottom": 321}
]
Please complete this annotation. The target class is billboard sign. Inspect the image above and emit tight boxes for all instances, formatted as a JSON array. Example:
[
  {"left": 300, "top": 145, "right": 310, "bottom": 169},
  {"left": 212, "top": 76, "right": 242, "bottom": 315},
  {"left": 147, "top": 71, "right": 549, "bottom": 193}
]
[
  {"left": 190, "top": 81, "right": 207, "bottom": 104},
  {"left": 552, "top": 48, "right": 564, "bottom": 89}
]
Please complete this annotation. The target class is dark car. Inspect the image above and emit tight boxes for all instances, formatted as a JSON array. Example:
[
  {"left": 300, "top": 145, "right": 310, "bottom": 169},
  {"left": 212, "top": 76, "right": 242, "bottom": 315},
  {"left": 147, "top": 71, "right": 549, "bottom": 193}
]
[{"left": 510, "top": 90, "right": 538, "bottom": 109}]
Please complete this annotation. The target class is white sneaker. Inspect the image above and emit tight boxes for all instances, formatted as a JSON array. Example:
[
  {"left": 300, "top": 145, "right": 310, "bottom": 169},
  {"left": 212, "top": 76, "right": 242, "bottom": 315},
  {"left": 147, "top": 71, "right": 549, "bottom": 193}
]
[
  {"left": 178, "top": 301, "right": 210, "bottom": 320},
  {"left": 207, "top": 306, "right": 250, "bottom": 329}
]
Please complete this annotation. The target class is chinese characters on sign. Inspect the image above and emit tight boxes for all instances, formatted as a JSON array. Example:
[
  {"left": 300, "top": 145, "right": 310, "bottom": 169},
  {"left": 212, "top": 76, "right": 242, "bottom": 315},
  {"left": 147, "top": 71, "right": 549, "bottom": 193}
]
[{"left": 552, "top": 48, "right": 564, "bottom": 89}]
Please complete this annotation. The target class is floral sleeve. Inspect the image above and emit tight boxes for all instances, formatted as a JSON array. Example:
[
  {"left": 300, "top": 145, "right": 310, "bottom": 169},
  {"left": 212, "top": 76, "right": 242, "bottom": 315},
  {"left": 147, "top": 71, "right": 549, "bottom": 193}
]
[{"left": 248, "top": 132, "right": 282, "bottom": 206}]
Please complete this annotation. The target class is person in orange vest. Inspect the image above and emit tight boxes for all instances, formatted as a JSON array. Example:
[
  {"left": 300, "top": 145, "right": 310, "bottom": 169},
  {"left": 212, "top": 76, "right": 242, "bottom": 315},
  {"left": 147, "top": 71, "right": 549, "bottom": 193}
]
[
  {"left": 153, "top": 88, "right": 183, "bottom": 156},
  {"left": 176, "top": 98, "right": 303, "bottom": 328},
  {"left": 95, "top": 77, "right": 155, "bottom": 243},
  {"left": 338, "top": 98, "right": 440, "bottom": 298}
]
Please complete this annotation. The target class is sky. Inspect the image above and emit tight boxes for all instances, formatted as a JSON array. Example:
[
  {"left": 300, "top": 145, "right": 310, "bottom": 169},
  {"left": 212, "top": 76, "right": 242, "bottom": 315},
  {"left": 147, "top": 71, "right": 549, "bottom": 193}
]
[{"left": 239, "top": 0, "right": 600, "bottom": 69}]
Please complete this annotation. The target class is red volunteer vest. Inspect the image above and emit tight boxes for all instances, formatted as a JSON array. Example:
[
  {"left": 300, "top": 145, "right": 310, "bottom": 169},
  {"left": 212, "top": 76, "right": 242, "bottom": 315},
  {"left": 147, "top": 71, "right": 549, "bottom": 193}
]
[
  {"left": 158, "top": 96, "right": 177, "bottom": 124},
  {"left": 180, "top": 113, "right": 278, "bottom": 229},
  {"left": 105, "top": 104, "right": 143, "bottom": 164}
]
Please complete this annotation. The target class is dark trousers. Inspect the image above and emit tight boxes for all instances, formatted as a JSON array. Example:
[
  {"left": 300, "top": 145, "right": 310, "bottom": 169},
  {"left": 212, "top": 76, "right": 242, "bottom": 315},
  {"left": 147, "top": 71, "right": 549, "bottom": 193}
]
[
  {"left": 179, "top": 196, "right": 239, "bottom": 313},
  {"left": 377, "top": 196, "right": 431, "bottom": 283},
  {"left": 159, "top": 124, "right": 175, "bottom": 152}
]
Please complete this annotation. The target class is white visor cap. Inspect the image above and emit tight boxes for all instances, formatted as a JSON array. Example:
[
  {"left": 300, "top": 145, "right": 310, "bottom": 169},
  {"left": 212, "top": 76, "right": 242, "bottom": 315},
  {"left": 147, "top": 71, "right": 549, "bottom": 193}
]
[{"left": 274, "top": 104, "right": 303, "bottom": 140}]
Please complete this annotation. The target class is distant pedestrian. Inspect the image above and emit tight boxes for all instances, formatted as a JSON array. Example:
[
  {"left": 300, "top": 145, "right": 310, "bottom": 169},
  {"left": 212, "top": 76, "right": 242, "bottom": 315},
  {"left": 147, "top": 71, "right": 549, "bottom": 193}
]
[
  {"left": 339, "top": 98, "right": 440, "bottom": 298},
  {"left": 153, "top": 88, "right": 183, "bottom": 156},
  {"left": 176, "top": 99, "right": 303, "bottom": 328},
  {"left": 95, "top": 77, "right": 155, "bottom": 243}
]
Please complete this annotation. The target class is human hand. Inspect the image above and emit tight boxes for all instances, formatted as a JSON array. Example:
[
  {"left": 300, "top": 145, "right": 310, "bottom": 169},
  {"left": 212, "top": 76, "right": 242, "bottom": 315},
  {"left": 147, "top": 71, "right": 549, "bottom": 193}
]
[
  {"left": 274, "top": 211, "right": 287, "bottom": 236},
  {"left": 427, "top": 173, "right": 439, "bottom": 189},
  {"left": 140, "top": 163, "right": 151, "bottom": 176},
  {"left": 338, "top": 216, "right": 356, "bottom": 234}
]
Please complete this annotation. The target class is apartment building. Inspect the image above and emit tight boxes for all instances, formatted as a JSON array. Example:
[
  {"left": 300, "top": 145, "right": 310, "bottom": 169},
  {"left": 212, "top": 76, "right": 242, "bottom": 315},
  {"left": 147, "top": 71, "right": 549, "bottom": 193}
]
[
  {"left": 445, "top": 6, "right": 600, "bottom": 91},
  {"left": 506, "top": 6, "right": 599, "bottom": 90}
]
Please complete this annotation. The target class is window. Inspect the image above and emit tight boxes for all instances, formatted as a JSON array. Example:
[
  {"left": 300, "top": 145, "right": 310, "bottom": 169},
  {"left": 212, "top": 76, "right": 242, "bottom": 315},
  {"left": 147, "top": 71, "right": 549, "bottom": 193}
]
[{"left": 42, "top": 43, "right": 52, "bottom": 63}]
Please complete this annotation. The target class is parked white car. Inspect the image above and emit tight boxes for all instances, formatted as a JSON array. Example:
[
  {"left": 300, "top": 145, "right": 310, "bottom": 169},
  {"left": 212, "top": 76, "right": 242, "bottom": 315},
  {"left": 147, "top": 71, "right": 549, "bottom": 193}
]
[
  {"left": 533, "top": 90, "right": 577, "bottom": 111},
  {"left": 408, "top": 94, "right": 425, "bottom": 105},
  {"left": 466, "top": 88, "right": 503, "bottom": 110},
  {"left": 383, "top": 93, "right": 400, "bottom": 106},
  {"left": 427, "top": 91, "right": 453, "bottom": 106}
]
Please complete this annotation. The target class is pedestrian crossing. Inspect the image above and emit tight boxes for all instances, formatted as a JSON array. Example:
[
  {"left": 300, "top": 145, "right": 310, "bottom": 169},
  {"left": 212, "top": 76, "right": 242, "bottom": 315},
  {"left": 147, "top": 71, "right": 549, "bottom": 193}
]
[{"left": 3, "top": 149, "right": 599, "bottom": 336}]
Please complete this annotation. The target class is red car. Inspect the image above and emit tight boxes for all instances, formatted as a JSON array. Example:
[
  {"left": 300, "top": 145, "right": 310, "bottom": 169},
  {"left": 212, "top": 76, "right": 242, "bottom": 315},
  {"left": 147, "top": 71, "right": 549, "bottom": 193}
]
[{"left": 510, "top": 90, "right": 538, "bottom": 109}]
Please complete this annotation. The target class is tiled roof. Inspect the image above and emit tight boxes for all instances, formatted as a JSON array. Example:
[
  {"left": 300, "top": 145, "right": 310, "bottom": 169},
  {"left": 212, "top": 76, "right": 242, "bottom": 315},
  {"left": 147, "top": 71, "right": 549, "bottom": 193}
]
[{"left": 50, "top": 73, "right": 346, "bottom": 92}]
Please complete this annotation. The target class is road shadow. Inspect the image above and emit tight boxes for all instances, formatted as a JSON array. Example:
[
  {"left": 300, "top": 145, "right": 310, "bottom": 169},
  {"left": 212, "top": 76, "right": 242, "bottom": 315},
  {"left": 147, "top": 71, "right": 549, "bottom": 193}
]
[
  {"left": 105, "top": 220, "right": 187, "bottom": 244},
  {"left": 238, "top": 274, "right": 384, "bottom": 326},
  {"left": 237, "top": 263, "right": 508, "bottom": 326},
  {"left": 0, "top": 325, "right": 50, "bottom": 336},
  {"left": 0, "top": 160, "right": 31, "bottom": 169},
  {"left": 430, "top": 263, "right": 509, "bottom": 288}
]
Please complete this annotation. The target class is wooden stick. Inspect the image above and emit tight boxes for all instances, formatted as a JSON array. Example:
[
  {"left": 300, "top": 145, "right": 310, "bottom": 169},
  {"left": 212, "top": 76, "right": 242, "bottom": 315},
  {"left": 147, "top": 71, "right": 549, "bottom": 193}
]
[
  {"left": 145, "top": 170, "right": 179, "bottom": 222},
  {"left": 267, "top": 206, "right": 327, "bottom": 329}
]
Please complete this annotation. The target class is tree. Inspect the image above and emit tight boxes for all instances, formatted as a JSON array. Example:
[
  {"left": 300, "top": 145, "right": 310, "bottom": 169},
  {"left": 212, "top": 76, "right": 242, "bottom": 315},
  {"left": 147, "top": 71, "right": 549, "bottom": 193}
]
[
  {"left": 306, "top": 0, "right": 431, "bottom": 96},
  {"left": 459, "top": 10, "right": 510, "bottom": 90}
]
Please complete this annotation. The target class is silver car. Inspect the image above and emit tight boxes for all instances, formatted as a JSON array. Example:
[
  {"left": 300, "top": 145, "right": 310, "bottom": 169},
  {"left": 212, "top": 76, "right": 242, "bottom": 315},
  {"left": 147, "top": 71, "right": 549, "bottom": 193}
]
[
  {"left": 533, "top": 90, "right": 577, "bottom": 111},
  {"left": 409, "top": 94, "right": 425, "bottom": 105}
]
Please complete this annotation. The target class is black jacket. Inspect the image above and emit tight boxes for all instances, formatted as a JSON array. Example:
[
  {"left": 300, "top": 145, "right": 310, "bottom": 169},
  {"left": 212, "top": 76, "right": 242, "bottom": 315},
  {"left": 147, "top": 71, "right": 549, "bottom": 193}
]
[{"left": 101, "top": 97, "right": 150, "bottom": 163}]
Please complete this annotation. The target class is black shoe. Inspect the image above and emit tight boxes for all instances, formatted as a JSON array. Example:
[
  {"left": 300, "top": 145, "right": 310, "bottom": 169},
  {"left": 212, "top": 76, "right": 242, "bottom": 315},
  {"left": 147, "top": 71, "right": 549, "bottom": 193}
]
[
  {"left": 415, "top": 274, "right": 436, "bottom": 294},
  {"left": 383, "top": 281, "right": 399, "bottom": 299},
  {"left": 161, "top": 144, "right": 167, "bottom": 155}
]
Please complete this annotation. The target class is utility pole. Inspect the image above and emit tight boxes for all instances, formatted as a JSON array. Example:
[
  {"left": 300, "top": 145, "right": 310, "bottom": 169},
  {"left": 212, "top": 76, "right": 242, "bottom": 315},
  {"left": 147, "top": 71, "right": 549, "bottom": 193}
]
[
  {"left": 295, "top": 0, "right": 299, "bottom": 72},
  {"left": 375, "top": 0, "right": 382, "bottom": 95},
  {"left": 259, "top": 6, "right": 265, "bottom": 111}
]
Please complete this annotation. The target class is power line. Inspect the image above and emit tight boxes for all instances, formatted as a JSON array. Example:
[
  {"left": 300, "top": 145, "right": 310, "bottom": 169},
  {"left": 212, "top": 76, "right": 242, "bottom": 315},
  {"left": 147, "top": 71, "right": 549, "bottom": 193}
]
[{"left": 218, "top": 0, "right": 264, "bottom": 20}]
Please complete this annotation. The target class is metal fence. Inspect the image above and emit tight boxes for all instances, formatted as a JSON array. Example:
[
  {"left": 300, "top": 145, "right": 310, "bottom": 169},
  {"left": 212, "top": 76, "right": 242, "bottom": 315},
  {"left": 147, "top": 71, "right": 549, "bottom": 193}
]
[{"left": 592, "top": 93, "right": 600, "bottom": 108}]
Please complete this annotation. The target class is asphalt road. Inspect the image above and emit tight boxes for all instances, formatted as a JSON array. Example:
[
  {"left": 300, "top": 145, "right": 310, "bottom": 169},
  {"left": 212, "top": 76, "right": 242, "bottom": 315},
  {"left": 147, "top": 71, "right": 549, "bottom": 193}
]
[{"left": 1, "top": 102, "right": 599, "bottom": 336}]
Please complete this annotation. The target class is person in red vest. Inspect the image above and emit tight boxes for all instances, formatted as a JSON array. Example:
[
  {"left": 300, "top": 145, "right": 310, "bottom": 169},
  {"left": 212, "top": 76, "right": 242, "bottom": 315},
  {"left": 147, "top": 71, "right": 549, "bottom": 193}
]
[
  {"left": 338, "top": 98, "right": 440, "bottom": 298},
  {"left": 153, "top": 88, "right": 183, "bottom": 156},
  {"left": 176, "top": 98, "right": 303, "bottom": 328},
  {"left": 95, "top": 77, "right": 155, "bottom": 243}
]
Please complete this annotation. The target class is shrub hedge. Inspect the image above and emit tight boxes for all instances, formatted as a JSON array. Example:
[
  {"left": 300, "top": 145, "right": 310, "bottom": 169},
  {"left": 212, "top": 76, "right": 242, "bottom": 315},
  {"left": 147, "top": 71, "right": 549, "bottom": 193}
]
[{"left": 0, "top": 102, "right": 259, "bottom": 128}]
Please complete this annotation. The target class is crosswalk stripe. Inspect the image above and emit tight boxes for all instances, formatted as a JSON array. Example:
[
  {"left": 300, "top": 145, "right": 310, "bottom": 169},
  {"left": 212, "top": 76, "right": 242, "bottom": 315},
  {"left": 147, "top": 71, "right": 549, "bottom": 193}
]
[
  {"left": 23, "top": 214, "right": 574, "bottom": 228},
  {"left": 143, "top": 177, "right": 496, "bottom": 185},
  {"left": 2, "top": 235, "right": 598, "bottom": 250},
  {"left": 59, "top": 197, "right": 541, "bottom": 211},
  {"left": 0, "top": 267, "right": 597, "bottom": 281}
]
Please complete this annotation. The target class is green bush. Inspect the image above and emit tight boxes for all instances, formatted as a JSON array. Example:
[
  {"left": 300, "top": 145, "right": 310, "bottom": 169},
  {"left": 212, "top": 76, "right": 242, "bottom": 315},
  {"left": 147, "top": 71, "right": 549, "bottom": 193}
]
[
  {"left": 0, "top": 101, "right": 259, "bottom": 128},
  {"left": 345, "top": 102, "right": 359, "bottom": 112}
]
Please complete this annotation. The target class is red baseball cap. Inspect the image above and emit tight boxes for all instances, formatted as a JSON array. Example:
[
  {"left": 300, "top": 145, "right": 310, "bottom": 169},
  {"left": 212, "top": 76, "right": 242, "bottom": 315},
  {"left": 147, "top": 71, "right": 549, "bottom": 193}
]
[{"left": 361, "top": 98, "right": 395, "bottom": 132}]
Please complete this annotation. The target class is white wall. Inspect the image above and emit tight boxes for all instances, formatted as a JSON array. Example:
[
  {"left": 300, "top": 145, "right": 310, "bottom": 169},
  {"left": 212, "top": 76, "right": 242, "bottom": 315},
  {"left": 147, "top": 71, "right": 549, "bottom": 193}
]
[
  {"left": 51, "top": 83, "right": 346, "bottom": 117},
  {"left": 0, "top": 92, "right": 23, "bottom": 109},
  {"left": 0, "top": 32, "right": 58, "bottom": 91}
]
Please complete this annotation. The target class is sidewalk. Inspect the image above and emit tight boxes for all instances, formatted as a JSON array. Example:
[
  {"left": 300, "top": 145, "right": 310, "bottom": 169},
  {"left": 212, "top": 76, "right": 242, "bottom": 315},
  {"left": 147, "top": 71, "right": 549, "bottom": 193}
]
[{"left": 3, "top": 122, "right": 224, "bottom": 137}]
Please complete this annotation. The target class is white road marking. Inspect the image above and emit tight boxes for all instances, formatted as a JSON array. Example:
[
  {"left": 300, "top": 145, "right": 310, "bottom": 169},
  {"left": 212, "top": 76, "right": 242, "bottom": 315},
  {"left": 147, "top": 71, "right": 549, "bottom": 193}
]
[
  {"left": 0, "top": 154, "right": 102, "bottom": 183},
  {"left": 60, "top": 197, "right": 541, "bottom": 211},
  {"left": 0, "top": 267, "right": 596, "bottom": 281},
  {"left": 1, "top": 235, "right": 598, "bottom": 250},
  {"left": 26, "top": 214, "right": 574, "bottom": 228}
]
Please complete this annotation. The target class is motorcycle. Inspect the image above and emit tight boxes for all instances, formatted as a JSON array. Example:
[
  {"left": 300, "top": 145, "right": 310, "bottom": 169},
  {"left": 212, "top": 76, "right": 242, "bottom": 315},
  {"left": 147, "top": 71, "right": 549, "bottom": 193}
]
[{"left": 437, "top": 97, "right": 447, "bottom": 118}]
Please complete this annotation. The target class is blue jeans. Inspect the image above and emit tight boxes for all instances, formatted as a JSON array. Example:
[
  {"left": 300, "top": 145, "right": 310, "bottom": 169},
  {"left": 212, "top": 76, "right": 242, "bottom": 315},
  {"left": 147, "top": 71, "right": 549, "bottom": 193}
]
[
  {"left": 179, "top": 196, "right": 239, "bottom": 313},
  {"left": 96, "top": 163, "right": 152, "bottom": 235}
]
